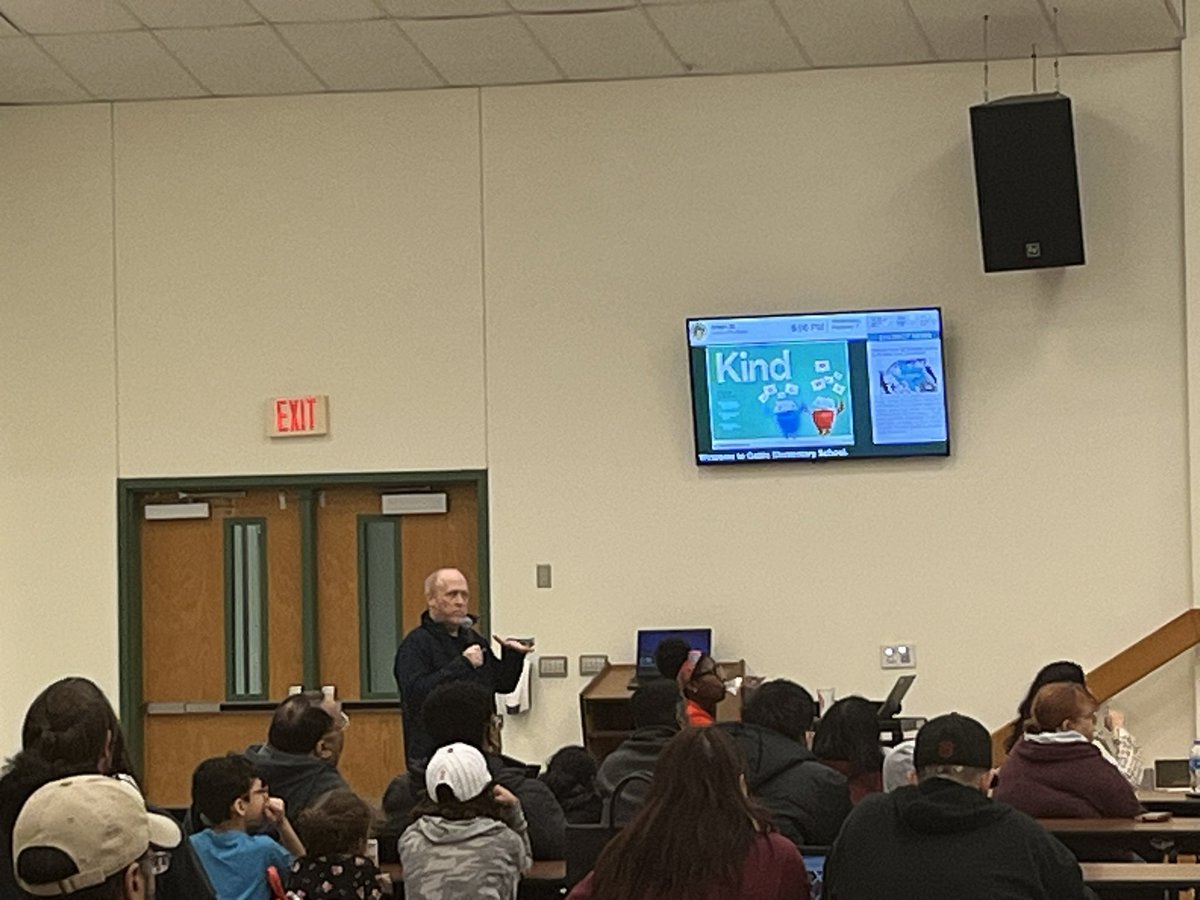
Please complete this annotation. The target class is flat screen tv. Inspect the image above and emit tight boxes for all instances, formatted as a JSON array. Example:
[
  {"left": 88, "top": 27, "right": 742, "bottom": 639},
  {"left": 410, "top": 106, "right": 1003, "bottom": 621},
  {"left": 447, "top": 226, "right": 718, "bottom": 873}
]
[{"left": 687, "top": 307, "right": 949, "bottom": 465}]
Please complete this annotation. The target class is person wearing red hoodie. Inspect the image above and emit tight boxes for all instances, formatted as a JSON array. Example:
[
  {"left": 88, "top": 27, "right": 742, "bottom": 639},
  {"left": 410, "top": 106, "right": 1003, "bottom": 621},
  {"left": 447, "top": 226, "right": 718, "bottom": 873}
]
[
  {"left": 676, "top": 650, "right": 727, "bottom": 726},
  {"left": 993, "top": 681, "right": 1142, "bottom": 819}
]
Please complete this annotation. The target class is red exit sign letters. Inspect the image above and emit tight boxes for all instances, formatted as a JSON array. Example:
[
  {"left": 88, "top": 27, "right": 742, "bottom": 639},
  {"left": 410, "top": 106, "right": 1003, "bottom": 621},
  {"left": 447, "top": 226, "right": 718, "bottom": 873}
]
[{"left": 268, "top": 395, "right": 329, "bottom": 438}]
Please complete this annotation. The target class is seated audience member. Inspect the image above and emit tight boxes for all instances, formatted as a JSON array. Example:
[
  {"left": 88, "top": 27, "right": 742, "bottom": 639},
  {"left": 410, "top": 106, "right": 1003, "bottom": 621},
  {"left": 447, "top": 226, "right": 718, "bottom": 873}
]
[
  {"left": 12, "top": 774, "right": 181, "bottom": 899},
  {"left": 1003, "top": 660, "right": 1142, "bottom": 785},
  {"left": 825, "top": 713, "right": 1092, "bottom": 900},
  {"left": 568, "top": 727, "right": 809, "bottom": 900},
  {"left": 882, "top": 739, "right": 916, "bottom": 792},
  {"left": 653, "top": 638, "right": 692, "bottom": 680},
  {"left": 595, "top": 680, "right": 682, "bottom": 825},
  {"left": 0, "top": 676, "right": 215, "bottom": 900},
  {"left": 993, "top": 682, "right": 1142, "bottom": 818},
  {"left": 399, "top": 742, "right": 531, "bottom": 900},
  {"left": 382, "top": 681, "right": 565, "bottom": 859},
  {"left": 288, "top": 789, "right": 388, "bottom": 900},
  {"left": 540, "top": 746, "right": 602, "bottom": 824},
  {"left": 244, "top": 691, "right": 349, "bottom": 818},
  {"left": 813, "top": 696, "right": 884, "bottom": 804},
  {"left": 720, "top": 679, "right": 852, "bottom": 846},
  {"left": 190, "top": 754, "right": 306, "bottom": 900},
  {"left": 676, "top": 650, "right": 726, "bottom": 726}
]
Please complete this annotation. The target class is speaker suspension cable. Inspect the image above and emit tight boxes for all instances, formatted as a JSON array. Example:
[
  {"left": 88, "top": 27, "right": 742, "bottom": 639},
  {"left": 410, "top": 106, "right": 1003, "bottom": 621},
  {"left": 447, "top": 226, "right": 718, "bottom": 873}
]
[
  {"left": 1052, "top": 6, "right": 1061, "bottom": 93},
  {"left": 982, "top": 14, "right": 990, "bottom": 102},
  {"left": 1031, "top": 42, "right": 1038, "bottom": 93}
]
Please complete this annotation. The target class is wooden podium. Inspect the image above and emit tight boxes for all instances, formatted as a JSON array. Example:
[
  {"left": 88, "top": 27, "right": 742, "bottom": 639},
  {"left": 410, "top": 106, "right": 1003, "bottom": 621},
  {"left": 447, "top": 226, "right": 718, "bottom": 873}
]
[{"left": 578, "top": 661, "right": 746, "bottom": 761}]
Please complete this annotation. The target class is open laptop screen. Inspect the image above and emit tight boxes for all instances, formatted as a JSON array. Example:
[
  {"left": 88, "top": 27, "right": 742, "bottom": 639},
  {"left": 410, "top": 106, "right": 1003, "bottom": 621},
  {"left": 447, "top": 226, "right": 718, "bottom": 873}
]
[
  {"left": 635, "top": 628, "right": 712, "bottom": 677},
  {"left": 801, "top": 848, "right": 827, "bottom": 900}
]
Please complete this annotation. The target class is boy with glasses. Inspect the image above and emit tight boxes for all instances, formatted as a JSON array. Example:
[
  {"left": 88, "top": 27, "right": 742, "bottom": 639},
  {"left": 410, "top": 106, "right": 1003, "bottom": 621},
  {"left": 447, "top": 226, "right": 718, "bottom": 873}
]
[{"left": 189, "top": 755, "right": 305, "bottom": 900}]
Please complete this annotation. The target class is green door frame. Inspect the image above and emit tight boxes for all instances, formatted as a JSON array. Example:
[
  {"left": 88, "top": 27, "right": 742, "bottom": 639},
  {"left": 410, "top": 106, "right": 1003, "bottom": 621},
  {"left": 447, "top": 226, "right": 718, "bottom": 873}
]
[{"left": 117, "top": 469, "right": 489, "bottom": 774}]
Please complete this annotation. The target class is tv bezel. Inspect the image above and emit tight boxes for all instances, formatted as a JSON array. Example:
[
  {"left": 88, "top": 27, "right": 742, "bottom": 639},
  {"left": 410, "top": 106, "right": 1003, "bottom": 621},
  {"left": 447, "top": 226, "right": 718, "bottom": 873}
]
[{"left": 685, "top": 305, "right": 951, "bottom": 466}]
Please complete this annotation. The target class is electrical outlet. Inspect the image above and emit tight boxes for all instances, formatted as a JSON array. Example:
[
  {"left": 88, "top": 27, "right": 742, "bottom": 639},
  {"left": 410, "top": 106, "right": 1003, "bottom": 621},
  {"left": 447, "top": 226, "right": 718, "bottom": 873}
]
[
  {"left": 536, "top": 564, "right": 552, "bottom": 588},
  {"left": 579, "top": 654, "right": 608, "bottom": 676},
  {"left": 538, "top": 656, "right": 568, "bottom": 677},
  {"left": 880, "top": 644, "right": 916, "bottom": 669}
]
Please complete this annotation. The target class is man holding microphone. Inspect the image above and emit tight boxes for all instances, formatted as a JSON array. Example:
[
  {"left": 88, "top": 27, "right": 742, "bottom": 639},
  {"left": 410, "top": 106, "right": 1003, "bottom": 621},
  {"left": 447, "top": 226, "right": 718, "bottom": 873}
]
[{"left": 394, "top": 567, "right": 533, "bottom": 767}]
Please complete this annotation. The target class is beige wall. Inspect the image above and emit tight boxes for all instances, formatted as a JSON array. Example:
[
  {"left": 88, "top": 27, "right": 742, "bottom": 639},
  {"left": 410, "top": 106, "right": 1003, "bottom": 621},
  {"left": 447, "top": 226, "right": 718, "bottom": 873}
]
[
  {"left": 114, "top": 90, "right": 486, "bottom": 477},
  {"left": 1, "top": 50, "right": 1195, "bottom": 774},
  {"left": 483, "top": 52, "right": 1193, "bottom": 765},
  {"left": 0, "top": 105, "right": 119, "bottom": 754}
]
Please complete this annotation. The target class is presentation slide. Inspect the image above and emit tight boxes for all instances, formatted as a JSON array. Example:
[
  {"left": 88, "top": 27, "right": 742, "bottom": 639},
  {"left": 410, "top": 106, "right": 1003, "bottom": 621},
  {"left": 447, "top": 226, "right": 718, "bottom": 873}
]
[{"left": 687, "top": 309, "right": 949, "bottom": 465}]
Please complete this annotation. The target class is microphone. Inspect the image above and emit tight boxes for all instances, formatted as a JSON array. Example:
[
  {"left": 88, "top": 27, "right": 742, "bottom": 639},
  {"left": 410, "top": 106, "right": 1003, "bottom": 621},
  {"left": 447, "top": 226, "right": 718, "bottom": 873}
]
[{"left": 457, "top": 614, "right": 478, "bottom": 631}]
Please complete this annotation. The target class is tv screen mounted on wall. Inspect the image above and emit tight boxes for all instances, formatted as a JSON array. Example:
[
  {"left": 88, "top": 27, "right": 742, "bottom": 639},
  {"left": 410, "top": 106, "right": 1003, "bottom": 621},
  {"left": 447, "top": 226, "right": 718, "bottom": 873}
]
[{"left": 686, "top": 307, "right": 950, "bottom": 465}]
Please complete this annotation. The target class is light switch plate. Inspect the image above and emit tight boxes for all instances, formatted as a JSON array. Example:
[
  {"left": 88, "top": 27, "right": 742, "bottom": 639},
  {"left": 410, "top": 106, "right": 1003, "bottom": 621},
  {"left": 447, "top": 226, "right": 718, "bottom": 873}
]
[
  {"left": 880, "top": 643, "right": 916, "bottom": 669},
  {"left": 538, "top": 655, "right": 568, "bottom": 677},
  {"left": 579, "top": 654, "right": 608, "bottom": 676}
]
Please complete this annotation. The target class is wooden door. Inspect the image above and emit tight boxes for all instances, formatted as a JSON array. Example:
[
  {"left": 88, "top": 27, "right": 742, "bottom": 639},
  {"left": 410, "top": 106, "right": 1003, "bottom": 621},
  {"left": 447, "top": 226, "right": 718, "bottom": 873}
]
[
  {"left": 314, "top": 482, "right": 479, "bottom": 800},
  {"left": 141, "top": 489, "right": 302, "bottom": 806}
]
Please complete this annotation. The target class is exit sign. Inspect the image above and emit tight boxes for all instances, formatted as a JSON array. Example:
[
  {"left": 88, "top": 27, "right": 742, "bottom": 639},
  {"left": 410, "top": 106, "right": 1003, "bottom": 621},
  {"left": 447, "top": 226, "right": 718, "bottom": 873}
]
[{"left": 268, "top": 395, "right": 329, "bottom": 438}]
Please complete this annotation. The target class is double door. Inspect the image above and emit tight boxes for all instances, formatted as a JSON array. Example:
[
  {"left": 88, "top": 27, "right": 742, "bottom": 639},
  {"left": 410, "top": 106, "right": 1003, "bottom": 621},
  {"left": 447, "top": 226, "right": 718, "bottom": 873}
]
[{"left": 133, "top": 477, "right": 483, "bottom": 807}]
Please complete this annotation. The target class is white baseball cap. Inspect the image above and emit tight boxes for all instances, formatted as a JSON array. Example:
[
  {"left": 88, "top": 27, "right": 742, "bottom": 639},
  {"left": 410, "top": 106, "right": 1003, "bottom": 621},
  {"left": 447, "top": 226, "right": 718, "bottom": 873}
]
[
  {"left": 13, "top": 775, "right": 181, "bottom": 896},
  {"left": 425, "top": 743, "right": 492, "bottom": 803}
]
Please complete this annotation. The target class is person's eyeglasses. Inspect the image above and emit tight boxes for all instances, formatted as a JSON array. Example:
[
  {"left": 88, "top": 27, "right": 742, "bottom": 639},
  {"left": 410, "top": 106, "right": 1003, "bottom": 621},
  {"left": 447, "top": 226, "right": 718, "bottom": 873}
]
[
  {"left": 242, "top": 786, "right": 270, "bottom": 800},
  {"left": 145, "top": 851, "right": 171, "bottom": 876}
]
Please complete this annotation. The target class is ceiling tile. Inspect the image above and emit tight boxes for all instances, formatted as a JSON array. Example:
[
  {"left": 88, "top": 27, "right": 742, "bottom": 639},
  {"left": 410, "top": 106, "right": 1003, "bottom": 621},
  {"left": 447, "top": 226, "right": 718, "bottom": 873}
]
[
  {"left": 511, "top": 0, "right": 635, "bottom": 11},
  {"left": 0, "top": 36, "right": 89, "bottom": 101},
  {"left": 523, "top": 9, "right": 683, "bottom": 79},
  {"left": 400, "top": 15, "right": 559, "bottom": 84},
  {"left": 648, "top": 0, "right": 806, "bottom": 73},
  {"left": 278, "top": 20, "right": 442, "bottom": 90},
  {"left": 157, "top": 24, "right": 324, "bottom": 94},
  {"left": 38, "top": 31, "right": 206, "bottom": 99},
  {"left": 773, "top": 0, "right": 932, "bottom": 67},
  {"left": 249, "top": 0, "right": 384, "bottom": 22},
  {"left": 0, "top": 0, "right": 139, "bottom": 34},
  {"left": 382, "top": 0, "right": 511, "bottom": 17},
  {"left": 120, "top": 0, "right": 261, "bottom": 29},
  {"left": 908, "top": 0, "right": 1054, "bottom": 60},
  {"left": 1054, "top": 0, "right": 1181, "bottom": 54}
]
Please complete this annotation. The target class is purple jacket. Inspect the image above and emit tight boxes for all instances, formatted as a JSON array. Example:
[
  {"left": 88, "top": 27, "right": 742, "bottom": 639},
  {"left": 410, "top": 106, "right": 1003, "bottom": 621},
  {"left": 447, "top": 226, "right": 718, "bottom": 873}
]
[{"left": 993, "top": 737, "right": 1142, "bottom": 819}]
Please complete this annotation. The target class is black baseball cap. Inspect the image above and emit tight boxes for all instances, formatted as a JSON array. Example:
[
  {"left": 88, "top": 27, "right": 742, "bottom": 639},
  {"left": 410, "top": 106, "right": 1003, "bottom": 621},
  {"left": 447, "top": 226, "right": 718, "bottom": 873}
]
[{"left": 914, "top": 713, "right": 992, "bottom": 769}]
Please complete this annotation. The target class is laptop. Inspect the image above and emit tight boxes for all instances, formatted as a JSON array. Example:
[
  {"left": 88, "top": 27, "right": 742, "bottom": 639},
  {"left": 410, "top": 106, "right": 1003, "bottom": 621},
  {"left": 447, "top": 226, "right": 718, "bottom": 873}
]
[
  {"left": 877, "top": 674, "right": 916, "bottom": 719},
  {"left": 1154, "top": 758, "right": 1191, "bottom": 791},
  {"left": 627, "top": 628, "right": 713, "bottom": 690},
  {"left": 800, "top": 846, "right": 828, "bottom": 900}
]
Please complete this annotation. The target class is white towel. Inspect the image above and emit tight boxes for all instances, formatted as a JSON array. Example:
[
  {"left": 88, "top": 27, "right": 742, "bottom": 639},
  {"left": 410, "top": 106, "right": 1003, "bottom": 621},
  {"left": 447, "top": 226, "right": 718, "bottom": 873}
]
[{"left": 502, "top": 655, "right": 533, "bottom": 714}]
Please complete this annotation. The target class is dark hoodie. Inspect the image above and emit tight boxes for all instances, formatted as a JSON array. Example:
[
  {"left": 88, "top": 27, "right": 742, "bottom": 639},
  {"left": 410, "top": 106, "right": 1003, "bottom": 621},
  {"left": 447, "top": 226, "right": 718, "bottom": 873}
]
[
  {"left": 993, "top": 737, "right": 1143, "bottom": 819},
  {"left": 825, "top": 778, "right": 1091, "bottom": 900},
  {"left": 719, "top": 721, "right": 851, "bottom": 846},
  {"left": 243, "top": 743, "right": 348, "bottom": 818},
  {"left": 595, "top": 725, "right": 678, "bottom": 825}
]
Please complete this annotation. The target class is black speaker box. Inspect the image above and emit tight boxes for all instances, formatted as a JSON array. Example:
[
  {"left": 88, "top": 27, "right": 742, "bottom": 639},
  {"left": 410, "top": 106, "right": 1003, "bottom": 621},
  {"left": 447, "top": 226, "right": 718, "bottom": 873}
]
[{"left": 969, "top": 93, "right": 1084, "bottom": 272}]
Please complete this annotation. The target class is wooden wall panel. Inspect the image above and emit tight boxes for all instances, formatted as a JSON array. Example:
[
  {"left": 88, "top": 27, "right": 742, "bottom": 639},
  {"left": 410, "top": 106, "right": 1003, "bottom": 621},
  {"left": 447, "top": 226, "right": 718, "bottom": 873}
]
[{"left": 143, "top": 713, "right": 272, "bottom": 807}]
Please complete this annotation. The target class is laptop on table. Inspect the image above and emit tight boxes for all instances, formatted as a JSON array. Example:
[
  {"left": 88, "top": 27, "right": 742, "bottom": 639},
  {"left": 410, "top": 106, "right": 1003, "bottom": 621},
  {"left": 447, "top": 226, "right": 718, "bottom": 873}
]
[{"left": 627, "top": 628, "right": 713, "bottom": 690}]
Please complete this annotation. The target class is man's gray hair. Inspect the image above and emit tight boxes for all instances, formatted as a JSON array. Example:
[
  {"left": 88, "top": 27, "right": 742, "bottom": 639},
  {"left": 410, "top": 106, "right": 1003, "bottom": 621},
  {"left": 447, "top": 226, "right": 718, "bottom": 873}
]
[{"left": 916, "top": 764, "right": 990, "bottom": 787}]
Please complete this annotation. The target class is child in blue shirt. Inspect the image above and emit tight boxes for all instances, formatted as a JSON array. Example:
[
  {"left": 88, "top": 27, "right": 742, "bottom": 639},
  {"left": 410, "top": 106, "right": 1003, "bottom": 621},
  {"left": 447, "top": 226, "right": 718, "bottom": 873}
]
[{"left": 190, "top": 753, "right": 307, "bottom": 900}]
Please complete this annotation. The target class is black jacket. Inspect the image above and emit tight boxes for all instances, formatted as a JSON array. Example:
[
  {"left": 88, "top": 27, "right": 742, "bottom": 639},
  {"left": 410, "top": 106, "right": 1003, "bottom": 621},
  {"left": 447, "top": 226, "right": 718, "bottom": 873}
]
[
  {"left": 243, "top": 743, "right": 348, "bottom": 818},
  {"left": 382, "top": 751, "right": 566, "bottom": 860},
  {"left": 393, "top": 613, "right": 524, "bottom": 766},
  {"left": 595, "top": 725, "right": 677, "bottom": 825},
  {"left": 825, "top": 778, "right": 1093, "bottom": 900},
  {"left": 720, "top": 721, "right": 852, "bottom": 847}
]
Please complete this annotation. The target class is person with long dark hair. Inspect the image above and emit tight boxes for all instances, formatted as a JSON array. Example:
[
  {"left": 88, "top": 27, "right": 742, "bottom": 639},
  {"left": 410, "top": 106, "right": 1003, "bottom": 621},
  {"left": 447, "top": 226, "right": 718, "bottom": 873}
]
[
  {"left": 813, "top": 696, "right": 884, "bottom": 804},
  {"left": 1002, "top": 660, "right": 1142, "bottom": 784},
  {"left": 0, "top": 676, "right": 216, "bottom": 900},
  {"left": 567, "top": 727, "right": 810, "bottom": 900}
]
